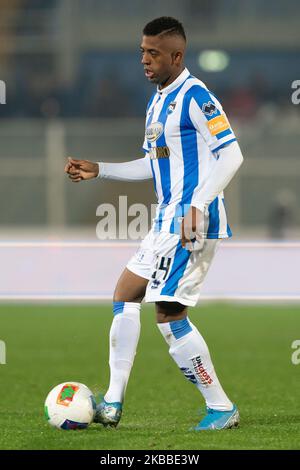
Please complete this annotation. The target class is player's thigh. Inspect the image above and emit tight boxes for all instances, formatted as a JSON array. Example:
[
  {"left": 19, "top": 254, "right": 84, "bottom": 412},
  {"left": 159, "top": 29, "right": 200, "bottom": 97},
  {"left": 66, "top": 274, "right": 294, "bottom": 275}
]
[
  {"left": 114, "top": 230, "right": 153, "bottom": 302},
  {"left": 113, "top": 268, "right": 148, "bottom": 303},
  {"left": 114, "top": 229, "right": 155, "bottom": 303}
]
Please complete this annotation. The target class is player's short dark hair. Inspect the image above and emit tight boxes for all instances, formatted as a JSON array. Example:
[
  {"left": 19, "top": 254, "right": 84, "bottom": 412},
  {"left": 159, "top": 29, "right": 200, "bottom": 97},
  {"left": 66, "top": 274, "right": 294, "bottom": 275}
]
[{"left": 143, "top": 17, "right": 186, "bottom": 41}]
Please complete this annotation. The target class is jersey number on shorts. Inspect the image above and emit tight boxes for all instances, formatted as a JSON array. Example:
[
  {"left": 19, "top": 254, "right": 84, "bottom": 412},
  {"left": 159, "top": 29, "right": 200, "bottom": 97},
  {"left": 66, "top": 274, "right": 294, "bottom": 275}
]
[{"left": 152, "top": 256, "right": 172, "bottom": 282}]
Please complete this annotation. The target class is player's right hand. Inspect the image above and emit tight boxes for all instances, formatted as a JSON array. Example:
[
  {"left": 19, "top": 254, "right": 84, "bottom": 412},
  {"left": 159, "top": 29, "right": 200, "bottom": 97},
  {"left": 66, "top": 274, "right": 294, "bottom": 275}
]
[
  {"left": 64, "top": 157, "right": 99, "bottom": 182},
  {"left": 180, "top": 206, "right": 205, "bottom": 251}
]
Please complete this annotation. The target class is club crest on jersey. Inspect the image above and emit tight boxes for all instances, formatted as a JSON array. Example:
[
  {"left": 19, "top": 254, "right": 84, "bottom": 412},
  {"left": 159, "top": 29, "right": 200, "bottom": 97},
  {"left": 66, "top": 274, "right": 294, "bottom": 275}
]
[
  {"left": 146, "top": 122, "right": 164, "bottom": 142},
  {"left": 202, "top": 101, "right": 217, "bottom": 117},
  {"left": 167, "top": 101, "right": 176, "bottom": 115}
]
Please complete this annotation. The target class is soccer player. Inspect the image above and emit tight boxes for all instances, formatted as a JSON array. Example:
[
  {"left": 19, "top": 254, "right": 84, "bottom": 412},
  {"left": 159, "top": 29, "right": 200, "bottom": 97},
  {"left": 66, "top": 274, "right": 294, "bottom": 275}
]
[{"left": 65, "top": 17, "right": 244, "bottom": 431}]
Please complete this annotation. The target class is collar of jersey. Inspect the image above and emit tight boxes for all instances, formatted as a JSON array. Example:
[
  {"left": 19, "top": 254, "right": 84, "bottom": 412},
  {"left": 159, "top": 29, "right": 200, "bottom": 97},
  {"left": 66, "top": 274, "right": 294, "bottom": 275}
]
[{"left": 157, "top": 67, "right": 190, "bottom": 95}]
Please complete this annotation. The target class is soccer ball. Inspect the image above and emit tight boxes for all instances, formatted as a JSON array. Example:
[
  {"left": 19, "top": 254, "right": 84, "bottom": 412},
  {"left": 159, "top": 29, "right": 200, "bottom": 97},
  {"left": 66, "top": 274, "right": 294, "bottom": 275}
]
[{"left": 44, "top": 382, "right": 96, "bottom": 430}]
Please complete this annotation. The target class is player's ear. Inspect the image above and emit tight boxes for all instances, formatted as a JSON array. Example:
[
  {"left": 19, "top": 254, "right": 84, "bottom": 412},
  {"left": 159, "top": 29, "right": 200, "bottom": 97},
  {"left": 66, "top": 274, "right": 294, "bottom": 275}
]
[{"left": 172, "top": 50, "right": 183, "bottom": 65}]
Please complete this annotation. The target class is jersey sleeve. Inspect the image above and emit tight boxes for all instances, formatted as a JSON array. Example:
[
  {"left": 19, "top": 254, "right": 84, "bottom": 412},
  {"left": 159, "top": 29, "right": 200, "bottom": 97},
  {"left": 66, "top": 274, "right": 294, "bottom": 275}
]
[
  {"left": 98, "top": 155, "right": 152, "bottom": 181},
  {"left": 191, "top": 141, "right": 244, "bottom": 212},
  {"left": 188, "top": 87, "right": 236, "bottom": 153}
]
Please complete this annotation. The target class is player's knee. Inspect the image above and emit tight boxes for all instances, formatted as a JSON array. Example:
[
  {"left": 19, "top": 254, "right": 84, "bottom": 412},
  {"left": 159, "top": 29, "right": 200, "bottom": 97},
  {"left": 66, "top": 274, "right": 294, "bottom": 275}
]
[
  {"left": 113, "top": 287, "right": 123, "bottom": 303},
  {"left": 155, "top": 301, "right": 187, "bottom": 322},
  {"left": 113, "top": 289, "right": 143, "bottom": 304},
  {"left": 113, "top": 294, "right": 141, "bottom": 303}
]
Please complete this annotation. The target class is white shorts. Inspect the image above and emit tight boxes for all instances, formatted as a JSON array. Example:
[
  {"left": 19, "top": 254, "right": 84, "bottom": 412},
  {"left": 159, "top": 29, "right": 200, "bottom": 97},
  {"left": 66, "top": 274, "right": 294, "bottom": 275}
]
[{"left": 126, "top": 228, "right": 220, "bottom": 306}]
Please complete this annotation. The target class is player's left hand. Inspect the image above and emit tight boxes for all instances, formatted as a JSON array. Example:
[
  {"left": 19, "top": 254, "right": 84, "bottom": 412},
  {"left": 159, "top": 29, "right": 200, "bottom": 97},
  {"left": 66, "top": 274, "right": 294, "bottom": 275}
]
[{"left": 180, "top": 206, "right": 204, "bottom": 251}]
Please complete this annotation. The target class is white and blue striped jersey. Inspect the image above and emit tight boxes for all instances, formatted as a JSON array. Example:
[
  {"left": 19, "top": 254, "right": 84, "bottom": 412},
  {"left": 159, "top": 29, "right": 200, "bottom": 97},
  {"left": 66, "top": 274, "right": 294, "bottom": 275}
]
[{"left": 143, "top": 67, "right": 236, "bottom": 239}]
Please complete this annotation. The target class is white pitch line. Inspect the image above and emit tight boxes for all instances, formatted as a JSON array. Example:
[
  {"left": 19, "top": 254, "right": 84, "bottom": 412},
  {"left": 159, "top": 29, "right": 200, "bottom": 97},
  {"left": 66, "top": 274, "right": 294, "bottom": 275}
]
[
  {"left": 0, "top": 242, "right": 140, "bottom": 248},
  {"left": 0, "top": 242, "right": 300, "bottom": 249}
]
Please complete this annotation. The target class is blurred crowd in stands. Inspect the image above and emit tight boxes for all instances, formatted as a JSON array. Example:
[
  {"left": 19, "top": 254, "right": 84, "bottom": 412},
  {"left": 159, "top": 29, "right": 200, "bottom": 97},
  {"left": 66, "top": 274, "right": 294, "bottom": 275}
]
[
  {"left": 0, "top": 54, "right": 294, "bottom": 120},
  {"left": 0, "top": 0, "right": 298, "bottom": 120}
]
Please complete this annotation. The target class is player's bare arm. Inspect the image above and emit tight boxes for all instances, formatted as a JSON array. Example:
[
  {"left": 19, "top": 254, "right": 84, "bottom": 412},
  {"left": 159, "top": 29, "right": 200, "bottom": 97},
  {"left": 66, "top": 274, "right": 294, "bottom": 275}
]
[{"left": 64, "top": 157, "right": 99, "bottom": 182}]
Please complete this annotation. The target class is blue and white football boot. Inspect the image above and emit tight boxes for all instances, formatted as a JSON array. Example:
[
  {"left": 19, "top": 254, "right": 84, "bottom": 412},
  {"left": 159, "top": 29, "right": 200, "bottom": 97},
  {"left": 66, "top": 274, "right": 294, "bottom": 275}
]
[
  {"left": 193, "top": 404, "right": 239, "bottom": 431},
  {"left": 94, "top": 398, "right": 123, "bottom": 428}
]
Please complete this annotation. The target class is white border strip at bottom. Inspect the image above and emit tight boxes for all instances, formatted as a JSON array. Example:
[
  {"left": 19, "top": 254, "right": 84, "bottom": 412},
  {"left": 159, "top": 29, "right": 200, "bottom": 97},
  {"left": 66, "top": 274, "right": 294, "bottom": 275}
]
[{"left": 1, "top": 295, "right": 300, "bottom": 302}]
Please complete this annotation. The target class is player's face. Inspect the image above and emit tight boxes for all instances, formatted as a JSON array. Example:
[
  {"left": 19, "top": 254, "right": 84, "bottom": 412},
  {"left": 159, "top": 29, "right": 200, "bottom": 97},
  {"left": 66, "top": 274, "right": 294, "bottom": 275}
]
[{"left": 140, "top": 35, "right": 184, "bottom": 89}]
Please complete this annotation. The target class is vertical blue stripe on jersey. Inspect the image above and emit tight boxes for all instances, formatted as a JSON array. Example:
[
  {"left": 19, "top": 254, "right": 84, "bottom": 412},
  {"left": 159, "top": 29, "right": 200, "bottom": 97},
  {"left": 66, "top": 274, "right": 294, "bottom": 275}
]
[
  {"left": 150, "top": 160, "right": 158, "bottom": 198},
  {"left": 147, "top": 95, "right": 158, "bottom": 125},
  {"left": 226, "top": 222, "right": 232, "bottom": 237},
  {"left": 155, "top": 81, "right": 187, "bottom": 231},
  {"left": 222, "top": 198, "right": 232, "bottom": 237},
  {"left": 143, "top": 93, "right": 157, "bottom": 153},
  {"left": 161, "top": 240, "right": 191, "bottom": 297},
  {"left": 207, "top": 197, "right": 220, "bottom": 238},
  {"left": 146, "top": 94, "right": 160, "bottom": 197},
  {"left": 170, "top": 89, "right": 199, "bottom": 234},
  {"left": 146, "top": 92, "right": 157, "bottom": 113}
]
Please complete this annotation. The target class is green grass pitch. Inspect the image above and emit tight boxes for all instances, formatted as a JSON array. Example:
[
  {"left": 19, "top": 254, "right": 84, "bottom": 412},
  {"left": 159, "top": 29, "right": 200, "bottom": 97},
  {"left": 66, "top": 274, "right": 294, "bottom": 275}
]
[{"left": 0, "top": 303, "right": 299, "bottom": 450}]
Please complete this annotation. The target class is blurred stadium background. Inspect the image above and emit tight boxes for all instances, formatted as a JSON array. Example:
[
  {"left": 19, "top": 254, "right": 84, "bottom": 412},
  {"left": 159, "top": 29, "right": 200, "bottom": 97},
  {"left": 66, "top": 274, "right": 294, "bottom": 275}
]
[{"left": 0, "top": 0, "right": 299, "bottom": 300}]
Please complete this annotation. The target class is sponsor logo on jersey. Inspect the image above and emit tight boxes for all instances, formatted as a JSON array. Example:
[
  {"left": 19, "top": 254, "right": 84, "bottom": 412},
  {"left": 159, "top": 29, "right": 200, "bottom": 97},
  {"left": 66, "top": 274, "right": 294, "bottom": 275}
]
[
  {"left": 167, "top": 101, "right": 177, "bottom": 115},
  {"left": 151, "top": 279, "right": 161, "bottom": 289},
  {"left": 191, "top": 356, "right": 213, "bottom": 385},
  {"left": 207, "top": 114, "right": 230, "bottom": 136},
  {"left": 146, "top": 122, "right": 164, "bottom": 142},
  {"left": 57, "top": 384, "right": 79, "bottom": 406},
  {"left": 149, "top": 146, "right": 170, "bottom": 160},
  {"left": 202, "top": 101, "right": 217, "bottom": 116}
]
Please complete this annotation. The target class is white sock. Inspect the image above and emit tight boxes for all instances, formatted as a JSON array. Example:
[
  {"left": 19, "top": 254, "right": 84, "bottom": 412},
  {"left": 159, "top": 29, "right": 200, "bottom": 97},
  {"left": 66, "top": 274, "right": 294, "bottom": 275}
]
[
  {"left": 157, "top": 317, "right": 233, "bottom": 411},
  {"left": 104, "top": 301, "right": 141, "bottom": 403}
]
